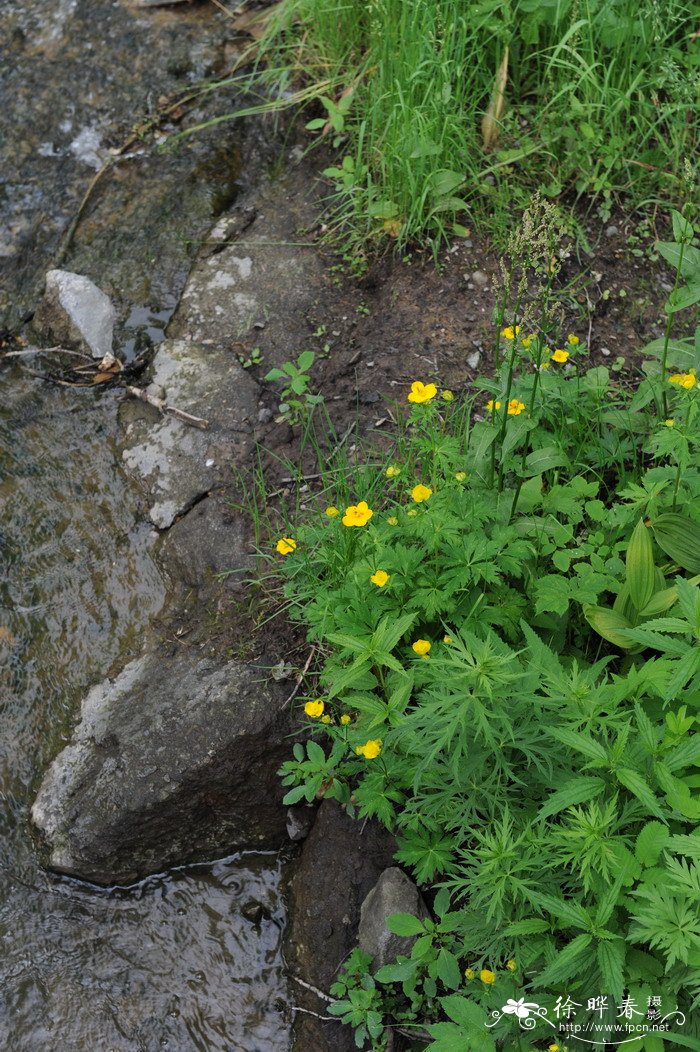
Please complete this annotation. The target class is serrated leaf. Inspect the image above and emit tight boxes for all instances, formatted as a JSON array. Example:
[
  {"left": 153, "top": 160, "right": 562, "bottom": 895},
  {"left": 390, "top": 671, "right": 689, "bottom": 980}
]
[
  {"left": 616, "top": 767, "right": 666, "bottom": 819},
  {"left": 548, "top": 727, "right": 608, "bottom": 763},
  {"left": 436, "top": 947, "right": 462, "bottom": 990},
  {"left": 597, "top": 939, "right": 625, "bottom": 1003},
  {"left": 505, "top": 918, "right": 551, "bottom": 935},
  {"left": 375, "top": 958, "right": 419, "bottom": 983},
  {"left": 537, "top": 777, "right": 606, "bottom": 820},
  {"left": 440, "top": 995, "right": 490, "bottom": 1032},
  {"left": 534, "top": 933, "right": 593, "bottom": 987},
  {"left": 635, "top": 822, "right": 670, "bottom": 866}
]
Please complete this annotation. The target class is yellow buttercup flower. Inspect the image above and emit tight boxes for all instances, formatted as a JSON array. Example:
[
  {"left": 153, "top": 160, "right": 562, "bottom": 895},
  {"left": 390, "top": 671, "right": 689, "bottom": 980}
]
[
  {"left": 342, "top": 501, "right": 374, "bottom": 527},
  {"left": 506, "top": 959, "right": 516, "bottom": 972},
  {"left": 507, "top": 399, "right": 526, "bottom": 415},
  {"left": 406, "top": 508, "right": 417, "bottom": 518},
  {"left": 567, "top": 333, "right": 580, "bottom": 346},
  {"left": 480, "top": 969, "right": 496, "bottom": 984},
  {"left": 521, "top": 334, "right": 536, "bottom": 349},
  {"left": 443, "top": 635, "right": 453, "bottom": 644},
  {"left": 464, "top": 968, "right": 475, "bottom": 981},
  {"left": 325, "top": 506, "right": 340, "bottom": 517},
  {"left": 501, "top": 325, "right": 520, "bottom": 340},
  {"left": 356, "top": 739, "right": 382, "bottom": 759},
  {"left": 665, "top": 418, "right": 675, "bottom": 427},
  {"left": 321, "top": 714, "right": 332, "bottom": 724},
  {"left": 340, "top": 714, "right": 351, "bottom": 726},
  {"left": 407, "top": 381, "right": 438, "bottom": 404},
  {"left": 486, "top": 400, "right": 501, "bottom": 412},
  {"left": 539, "top": 361, "right": 550, "bottom": 370},
  {"left": 548, "top": 1045, "right": 561, "bottom": 1052},
  {"left": 304, "top": 699, "right": 324, "bottom": 718},
  {"left": 669, "top": 369, "right": 697, "bottom": 389},
  {"left": 551, "top": 348, "right": 570, "bottom": 364},
  {"left": 371, "top": 570, "right": 390, "bottom": 587},
  {"left": 276, "top": 538, "right": 297, "bottom": 555},
  {"left": 387, "top": 515, "right": 399, "bottom": 526},
  {"left": 386, "top": 465, "right": 401, "bottom": 478},
  {"left": 412, "top": 639, "right": 431, "bottom": 657},
  {"left": 411, "top": 484, "right": 433, "bottom": 503},
  {"left": 441, "top": 389, "right": 455, "bottom": 402},
  {"left": 455, "top": 471, "right": 467, "bottom": 482}
]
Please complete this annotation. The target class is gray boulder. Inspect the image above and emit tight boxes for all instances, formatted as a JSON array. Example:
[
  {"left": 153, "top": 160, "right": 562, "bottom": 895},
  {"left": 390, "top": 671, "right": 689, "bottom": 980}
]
[
  {"left": 31, "top": 647, "right": 293, "bottom": 885},
  {"left": 359, "top": 867, "right": 430, "bottom": 970},
  {"left": 34, "top": 269, "right": 116, "bottom": 359}
]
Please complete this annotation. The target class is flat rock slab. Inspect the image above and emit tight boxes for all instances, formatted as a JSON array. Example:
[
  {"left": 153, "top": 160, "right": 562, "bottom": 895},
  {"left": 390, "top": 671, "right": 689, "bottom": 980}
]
[
  {"left": 160, "top": 495, "right": 254, "bottom": 590},
  {"left": 34, "top": 269, "right": 116, "bottom": 359},
  {"left": 31, "top": 647, "right": 292, "bottom": 885},
  {"left": 120, "top": 339, "right": 259, "bottom": 528}
]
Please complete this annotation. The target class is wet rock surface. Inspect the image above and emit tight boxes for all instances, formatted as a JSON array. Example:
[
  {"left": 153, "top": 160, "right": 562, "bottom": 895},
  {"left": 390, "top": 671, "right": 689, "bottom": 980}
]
[
  {"left": 285, "top": 801, "right": 397, "bottom": 1052},
  {"left": 33, "top": 269, "right": 116, "bottom": 358},
  {"left": 31, "top": 646, "right": 293, "bottom": 885},
  {"left": 359, "top": 867, "right": 430, "bottom": 971}
]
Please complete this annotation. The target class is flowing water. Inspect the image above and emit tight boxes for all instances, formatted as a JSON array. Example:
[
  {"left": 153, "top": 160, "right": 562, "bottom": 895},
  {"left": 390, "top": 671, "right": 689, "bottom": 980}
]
[{"left": 1, "top": 2, "right": 290, "bottom": 1048}]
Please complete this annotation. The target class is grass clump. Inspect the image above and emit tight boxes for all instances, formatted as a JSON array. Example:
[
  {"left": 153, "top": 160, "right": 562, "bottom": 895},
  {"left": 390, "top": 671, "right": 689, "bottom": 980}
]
[
  {"left": 253, "top": 0, "right": 697, "bottom": 250},
  {"left": 265, "top": 202, "right": 700, "bottom": 1048}
]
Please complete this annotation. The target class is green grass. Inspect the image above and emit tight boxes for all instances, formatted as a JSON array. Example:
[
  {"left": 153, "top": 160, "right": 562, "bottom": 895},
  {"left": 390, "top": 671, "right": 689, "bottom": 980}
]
[{"left": 252, "top": 0, "right": 698, "bottom": 250}]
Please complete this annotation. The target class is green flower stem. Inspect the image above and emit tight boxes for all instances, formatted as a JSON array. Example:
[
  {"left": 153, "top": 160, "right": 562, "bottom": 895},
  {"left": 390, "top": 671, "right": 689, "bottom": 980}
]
[{"left": 661, "top": 239, "right": 685, "bottom": 419}]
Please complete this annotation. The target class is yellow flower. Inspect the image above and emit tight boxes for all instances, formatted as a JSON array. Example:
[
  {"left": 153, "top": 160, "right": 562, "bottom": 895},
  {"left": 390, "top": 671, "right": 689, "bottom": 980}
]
[
  {"left": 412, "top": 639, "right": 431, "bottom": 656},
  {"left": 548, "top": 1045, "right": 561, "bottom": 1052},
  {"left": 387, "top": 515, "right": 399, "bottom": 526},
  {"left": 304, "top": 699, "right": 324, "bottom": 718},
  {"left": 521, "top": 334, "right": 536, "bottom": 349},
  {"left": 507, "top": 399, "right": 526, "bottom": 415},
  {"left": 441, "top": 389, "right": 455, "bottom": 402},
  {"left": 407, "top": 381, "right": 438, "bottom": 404},
  {"left": 464, "top": 967, "right": 475, "bottom": 981},
  {"left": 665, "top": 418, "right": 675, "bottom": 427},
  {"left": 325, "top": 506, "right": 340, "bottom": 517},
  {"left": 480, "top": 969, "right": 496, "bottom": 984},
  {"left": 501, "top": 325, "right": 521, "bottom": 340},
  {"left": 371, "top": 569, "right": 390, "bottom": 587},
  {"left": 340, "top": 714, "right": 351, "bottom": 726},
  {"left": 455, "top": 471, "right": 467, "bottom": 482},
  {"left": 443, "top": 635, "right": 453, "bottom": 644},
  {"left": 506, "top": 959, "right": 516, "bottom": 972},
  {"left": 276, "top": 537, "right": 297, "bottom": 555},
  {"left": 539, "top": 361, "right": 550, "bottom": 370},
  {"left": 342, "top": 501, "right": 374, "bottom": 527},
  {"left": 386, "top": 465, "right": 401, "bottom": 478},
  {"left": 567, "top": 333, "right": 580, "bottom": 346},
  {"left": 356, "top": 739, "right": 382, "bottom": 759},
  {"left": 411, "top": 484, "right": 433, "bottom": 503},
  {"left": 406, "top": 508, "right": 417, "bottom": 518},
  {"left": 669, "top": 369, "right": 697, "bottom": 389},
  {"left": 486, "top": 400, "right": 501, "bottom": 412},
  {"left": 551, "top": 349, "right": 570, "bottom": 364},
  {"left": 321, "top": 714, "right": 332, "bottom": 724}
]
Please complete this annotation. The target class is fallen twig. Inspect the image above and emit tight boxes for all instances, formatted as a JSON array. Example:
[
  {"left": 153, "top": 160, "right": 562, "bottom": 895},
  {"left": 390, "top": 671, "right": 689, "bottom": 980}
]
[
  {"left": 125, "top": 385, "right": 210, "bottom": 429},
  {"left": 282, "top": 646, "right": 317, "bottom": 710},
  {"left": 1, "top": 345, "right": 93, "bottom": 361},
  {"left": 290, "top": 1006, "right": 334, "bottom": 1021},
  {"left": 289, "top": 974, "right": 333, "bottom": 1003}
]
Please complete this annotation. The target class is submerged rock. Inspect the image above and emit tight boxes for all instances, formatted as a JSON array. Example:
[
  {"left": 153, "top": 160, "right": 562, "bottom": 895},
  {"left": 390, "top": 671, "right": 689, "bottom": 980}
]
[
  {"left": 359, "top": 867, "right": 430, "bottom": 970},
  {"left": 33, "top": 269, "right": 116, "bottom": 359},
  {"left": 31, "top": 648, "right": 292, "bottom": 885}
]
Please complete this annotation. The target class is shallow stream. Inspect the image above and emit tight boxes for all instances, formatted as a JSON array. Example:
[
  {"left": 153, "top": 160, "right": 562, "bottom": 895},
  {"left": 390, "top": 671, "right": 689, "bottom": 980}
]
[{"left": 1, "top": 2, "right": 290, "bottom": 1048}]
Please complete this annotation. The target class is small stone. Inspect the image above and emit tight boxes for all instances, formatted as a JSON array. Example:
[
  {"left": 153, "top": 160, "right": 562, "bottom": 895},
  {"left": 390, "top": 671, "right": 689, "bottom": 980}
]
[
  {"left": 467, "top": 351, "right": 481, "bottom": 370},
  {"left": 471, "top": 270, "right": 489, "bottom": 287},
  {"left": 601, "top": 347, "right": 611, "bottom": 356},
  {"left": 605, "top": 225, "right": 619, "bottom": 238},
  {"left": 257, "top": 406, "right": 273, "bottom": 424},
  {"left": 359, "top": 867, "right": 430, "bottom": 971},
  {"left": 286, "top": 806, "right": 315, "bottom": 842},
  {"left": 34, "top": 269, "right": 116, "bottom": 359}
]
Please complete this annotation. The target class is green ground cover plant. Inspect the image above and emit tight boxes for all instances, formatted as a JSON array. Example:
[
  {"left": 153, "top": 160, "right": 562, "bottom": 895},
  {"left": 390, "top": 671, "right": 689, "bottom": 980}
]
[
  {"left": 267, "top": 201, "right": 700, "bottom": 1049},
  {"left": 249, "top": 0, "right": 698, "bottom": 249}
]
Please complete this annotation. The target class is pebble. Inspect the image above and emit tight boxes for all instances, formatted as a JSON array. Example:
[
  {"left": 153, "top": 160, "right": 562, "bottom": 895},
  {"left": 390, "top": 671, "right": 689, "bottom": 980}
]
[
  {"left": 467, "top": 351, "right": 481, "bottom": 370},
  {"left": 471, "top": 270, "right": 489, "bottom": 287},
  {"left": 257, "top": 406, "right": 273, "bottom": 424},
  {"left": 605, "top": 225, "right": 619, "bottom": 238},
  {"left": 600, "top": 347, "right": 611, "bottom": 356}
]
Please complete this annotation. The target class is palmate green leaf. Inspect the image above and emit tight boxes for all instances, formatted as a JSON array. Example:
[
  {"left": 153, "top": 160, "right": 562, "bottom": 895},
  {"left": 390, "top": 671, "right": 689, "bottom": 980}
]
[
  {"left": 547, "top": 728, "right": 608, "bottom": 763},
  {"left": 666, "top": 734, "right": 700, "bottom": 773},
  {"left": 663, "top": 648, "right": 700, "bottom": 703},
  {"left": 537, "top": 776, "right": 606, "bottom": 820},
  {"left": 617, "top": 627, "right": 690, "bottom": 656},
  {"left": 533, "top": 933, "right": 594, "bottom": 988},
  {"left": 666, "top": 834, "right": 700, "bottom": 859},
  {"left": 597, "top": 938, "right": 626, "bottom": 1003},
  {"left": 535, "top": 574, "right": 571, "bottom": 615}
]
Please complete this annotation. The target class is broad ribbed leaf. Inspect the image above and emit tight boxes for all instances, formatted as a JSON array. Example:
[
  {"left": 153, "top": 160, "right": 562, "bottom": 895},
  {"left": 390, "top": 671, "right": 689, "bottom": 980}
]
[
  {"left": 627, "top": 518, "right": 656, "bottom": 611},
  {"left": 583, "top": 605, "right": 635, "bottom": 648},
  {"left": 652, "top": 514, "right": 700, "bottom": 575}
]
